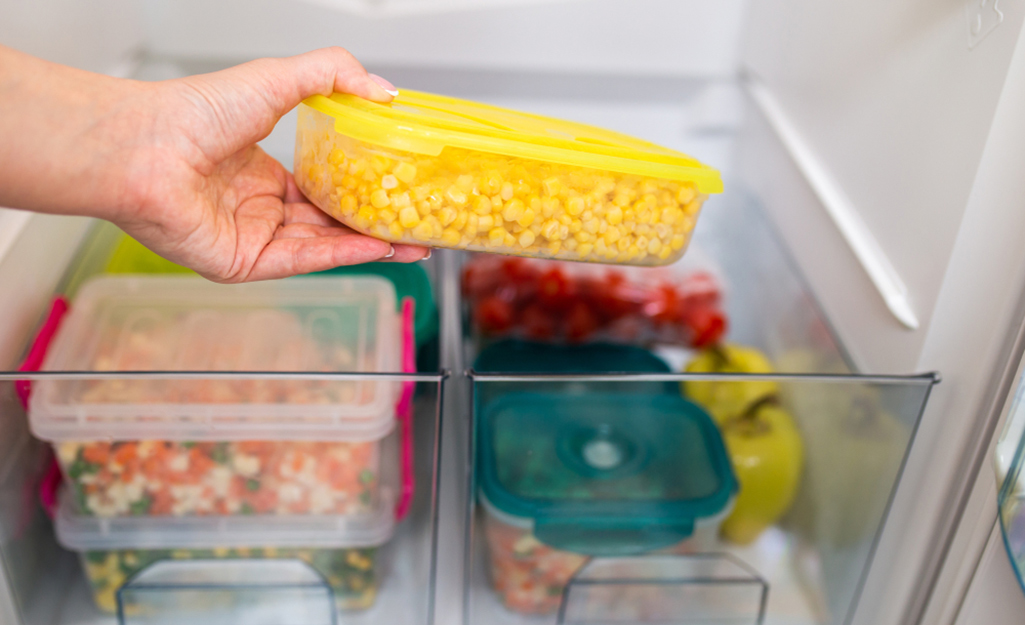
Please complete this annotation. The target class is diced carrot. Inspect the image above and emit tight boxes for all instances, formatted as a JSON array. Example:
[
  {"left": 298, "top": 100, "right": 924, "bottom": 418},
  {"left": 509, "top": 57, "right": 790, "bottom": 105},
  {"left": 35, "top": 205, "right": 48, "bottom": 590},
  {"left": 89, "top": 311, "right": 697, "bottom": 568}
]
[{"left": 82, "top": 443, "right": 111, "bottom": 464}]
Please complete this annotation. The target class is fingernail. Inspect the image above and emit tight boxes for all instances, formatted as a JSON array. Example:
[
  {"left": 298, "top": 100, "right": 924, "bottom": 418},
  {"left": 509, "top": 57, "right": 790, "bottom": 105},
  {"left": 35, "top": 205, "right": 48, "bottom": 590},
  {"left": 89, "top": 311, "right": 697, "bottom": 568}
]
[
  {"left": 370, "top": 74, "right": 399, "bottom": 97},
  {"left": 423, "top": 249, "right": 432, "bottom": 260},
  {"left": 384, "top": 245, "right": 396, "bottom": 259}
]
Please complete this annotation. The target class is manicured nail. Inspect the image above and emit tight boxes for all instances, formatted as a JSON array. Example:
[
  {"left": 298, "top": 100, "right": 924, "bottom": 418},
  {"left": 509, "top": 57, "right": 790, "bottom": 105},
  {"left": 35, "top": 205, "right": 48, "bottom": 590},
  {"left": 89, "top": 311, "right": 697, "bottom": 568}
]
[
  {"left": 423, "top": 249, "right": 432, "bottom": 260},
  {"left": 384, "top": 245, "right": 396, "bottom": 259},
  {"left": 370, "top": 74, "right": 399, "bottom": 97}
]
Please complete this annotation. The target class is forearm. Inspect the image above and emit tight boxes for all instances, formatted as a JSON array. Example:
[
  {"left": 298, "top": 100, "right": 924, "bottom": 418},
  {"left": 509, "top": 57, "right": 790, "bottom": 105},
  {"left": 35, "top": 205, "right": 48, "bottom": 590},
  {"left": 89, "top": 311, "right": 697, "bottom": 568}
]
[{"left": 0, "top": 45, "right": 148, "bottom": 220}]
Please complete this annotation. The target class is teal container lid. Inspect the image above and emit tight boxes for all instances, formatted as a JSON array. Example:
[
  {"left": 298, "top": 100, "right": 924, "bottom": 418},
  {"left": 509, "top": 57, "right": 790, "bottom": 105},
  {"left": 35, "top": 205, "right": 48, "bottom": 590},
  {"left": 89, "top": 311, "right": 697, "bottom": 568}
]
[
  {"left": 478, "top": 392, "right": 736, "bottom": 556},
  {"left": 315, "top": 263, "right": 438, "bottom": 347}
]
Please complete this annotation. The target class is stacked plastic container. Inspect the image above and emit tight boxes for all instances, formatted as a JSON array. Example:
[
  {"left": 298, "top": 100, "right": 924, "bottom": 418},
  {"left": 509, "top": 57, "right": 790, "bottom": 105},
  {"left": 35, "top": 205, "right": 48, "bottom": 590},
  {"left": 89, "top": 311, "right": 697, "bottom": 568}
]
[{"left": 28, "top": 275, "right": 403, "bottom": 613}]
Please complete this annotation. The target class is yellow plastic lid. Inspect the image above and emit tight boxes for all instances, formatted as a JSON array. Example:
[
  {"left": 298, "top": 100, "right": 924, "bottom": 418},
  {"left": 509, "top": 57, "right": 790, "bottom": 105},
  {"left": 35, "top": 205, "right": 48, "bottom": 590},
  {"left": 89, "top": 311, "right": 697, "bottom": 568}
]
[{"left": 303, "top": 90, "right": 723, "bottom": 194}]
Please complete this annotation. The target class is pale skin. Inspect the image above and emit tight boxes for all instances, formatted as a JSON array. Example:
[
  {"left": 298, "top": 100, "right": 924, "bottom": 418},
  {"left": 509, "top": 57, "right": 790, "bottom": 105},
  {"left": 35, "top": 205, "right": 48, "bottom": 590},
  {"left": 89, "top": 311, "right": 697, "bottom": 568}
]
[{"left": 0, "top": 45, "right": 429, "bottom": 283}]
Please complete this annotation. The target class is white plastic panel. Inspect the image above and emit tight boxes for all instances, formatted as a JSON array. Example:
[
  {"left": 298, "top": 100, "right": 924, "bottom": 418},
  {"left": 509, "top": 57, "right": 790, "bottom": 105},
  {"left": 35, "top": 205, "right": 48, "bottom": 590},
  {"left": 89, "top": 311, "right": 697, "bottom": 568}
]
[
  {"left": 140, "top": 0, "right": 747, "bottom": 77},
  {"left": 741, "top": 0, "right": 1025, "bottom": 371}
]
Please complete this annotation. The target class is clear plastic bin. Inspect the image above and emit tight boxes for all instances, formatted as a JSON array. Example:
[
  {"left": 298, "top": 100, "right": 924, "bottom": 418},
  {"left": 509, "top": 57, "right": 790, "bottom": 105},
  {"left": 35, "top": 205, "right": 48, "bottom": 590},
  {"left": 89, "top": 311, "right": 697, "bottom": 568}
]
[
  {"left": 56, "top": 486, "right": 396, "bottom": 613},
  {"left": 30, "top": 276, "right": 401, "bottom": 518},
  {"left": 294, "top": 91, "right": 722, "bottom": 266}
]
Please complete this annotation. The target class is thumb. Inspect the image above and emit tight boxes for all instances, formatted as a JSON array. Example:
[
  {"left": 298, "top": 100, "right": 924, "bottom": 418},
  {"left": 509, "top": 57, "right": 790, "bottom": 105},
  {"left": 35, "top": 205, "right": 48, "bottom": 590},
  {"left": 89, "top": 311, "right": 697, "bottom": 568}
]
[{"left": 247, "top": 47, "right": 397, "bottom": 121}]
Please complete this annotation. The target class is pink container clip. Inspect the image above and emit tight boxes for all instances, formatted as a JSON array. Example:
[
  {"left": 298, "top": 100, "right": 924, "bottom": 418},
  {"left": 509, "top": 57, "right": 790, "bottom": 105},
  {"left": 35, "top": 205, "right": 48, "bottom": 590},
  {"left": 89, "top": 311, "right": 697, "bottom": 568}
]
[{"left": 17, "top": 296, "right": 69, "bottom": 518}]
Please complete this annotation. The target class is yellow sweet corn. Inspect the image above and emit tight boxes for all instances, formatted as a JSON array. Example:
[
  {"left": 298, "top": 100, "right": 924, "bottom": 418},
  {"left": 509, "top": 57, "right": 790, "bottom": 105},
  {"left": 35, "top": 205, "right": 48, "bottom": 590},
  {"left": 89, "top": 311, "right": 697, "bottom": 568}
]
[{"left": 296, "top": 112, "right": 708, "bottom": 266}]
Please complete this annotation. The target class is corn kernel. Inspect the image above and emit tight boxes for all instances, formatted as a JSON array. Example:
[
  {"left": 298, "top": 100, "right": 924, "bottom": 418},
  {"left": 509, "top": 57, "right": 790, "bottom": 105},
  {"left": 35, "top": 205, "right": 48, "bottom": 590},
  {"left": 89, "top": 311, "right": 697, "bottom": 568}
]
[
  {"left": 442, "top": 228, "right": 461, "bottom": 246},
  {"left": 488, "top": 227, "right": 508, "bottom": 246},
  {"left": 371, "top": 189, "right": 391, "bottom": 208},
  {"left": 542, "top": 177, "right": 562, "bottom": 197},
  {"left": 348, "top": 160, "right": 366, "bottom": 176},
  {"left": 482, "top": 171, "right": 503, "bottom": 195},
  {"left": 566, "top": 196, "right": 585, "bottom": 216},
  {"left": 541, "top": 219, "right": 561, "bottom": 240},
  {"left": 604, "top": 227, "right": 621, "bottom": 245},
  {"left": 617, "top": 237, "right": 630, "bottom": 252},
  {"left": 464, "top": 214, "right": 479, "bottom": 236},
  {"left": 452, "top": 211, "right": 468, "bottom": 231},
  {"left": 647, "top": 238, "right": 662, "bottom": 255},
  {"left": 564, "top": 237, "right": 578, "bottom": 251},
  {"left": 607, "top": 206, "right": 623, "bottom": 226},
  {"left": 594, "top": 239, "right": 608, "bottom": 256},
  {"left": 548, "top": 240, "right": 562, "bottom": 255},
  {"left": 655, "top": 223, "right": 672, "bottom": 239},
  {"left": 328, "top": 148, "right": 346, "bottom": 166},
  {"left": 381, "top": 175, "right": 399, "bottom": 190},
  {"left": 478, "top": 214, "right": 495, "bottom": 232},
  {"left": 503, "top": 199, "right": 525, "bottom": 223},
  {"left": 670, "top": 234, "right": 687, "bottom": 250},
  {"left": 413, "top": 221, "right": 434, "bottom": 240},
  {"left": 399, "top": 206, "right": 421, "bottom": 229},
  {"left": 388, "top": 221, "right": 404, "bottom": 239},
  {"left": 577, "top": 242, "right": 593, "bottom": 256},
  {"left": 661, "top": 206, "right": 683, "bottom": 225},
  {"left": 391, "top": 192, "right": 411, "bottom": 209},
  {"left": 683, "top": 200, "right": 701, "bottom": 216},
  {"left": 515, "top": 181, "right": 532, "bottom": 196},
  {"left": 677, "top": 185, "right": 697, "bottom": 204},
  {"left": 504, "top": 232, "right": 517, "bottom": 246},
  {"left": 456, "top": 175, "right": 475, "bottom": 192},
  {"left": 411, "top": 185, "right": 430, "bottom": 202},
  {"left": 658, "top": 246, "right": 673, "bottom": 260},
  {"left": 417, "top": 201, "right": 432, "bottom": 217},
  {"left": 371, "top": 155, "right": 393, "bottom": 174},
  {"left": 541, "top": 198, "right": 559, "bottom": 218},
  {"left": 501, "top": 182, "right": 515, "bottom": 201},
  {"left": 446, "top": 188, "right": 468, "bottom": 207},
  {"left": 518, "top": 230, "right": 536, "bottom": 247},
  {"left": 342, "top": 175, "right": 360, "bottom": 190},
  {"left": 340, "top": 195, "right": 358, "bottom": 213},
  {"left": 439, "top": 206, "right": 457, "bottom": 227},
  {"left": 357, "top": 205, "right": 375, "bottom": 223},
  {"left": 517, "top": 208, "right": 536, "bottom": 228},
  {"left": 378, "top": 208, "right": 397, "bottom": 223},
  {"left": 394, "top": 162, "right": 417, "bottom": 184},
  {"left": 569, "top": 220, "right": 582, "bottom": 234},
  {"left": 474, "top": 195, "right": 493, "bottom": 215}
]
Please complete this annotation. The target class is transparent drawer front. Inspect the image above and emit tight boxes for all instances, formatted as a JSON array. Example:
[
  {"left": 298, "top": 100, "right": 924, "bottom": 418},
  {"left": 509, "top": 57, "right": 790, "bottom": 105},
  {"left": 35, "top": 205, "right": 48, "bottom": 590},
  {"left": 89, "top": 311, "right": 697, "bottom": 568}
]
[
  {"left": 468, "top": 373, "right": 937, "bottom": 625},
  {"left": 118, "top": 559, "right": 335, "bottom": 625},
  {"left": 558, "top": 555, "right": 766, "bottom": 625}
]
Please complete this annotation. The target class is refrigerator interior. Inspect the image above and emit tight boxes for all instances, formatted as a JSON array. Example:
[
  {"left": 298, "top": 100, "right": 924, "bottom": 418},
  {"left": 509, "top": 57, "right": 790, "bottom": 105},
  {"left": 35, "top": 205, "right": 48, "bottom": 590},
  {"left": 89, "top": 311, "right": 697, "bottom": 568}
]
[{"left": 2, "top": 1, "right": 1025, "bottom": 625}]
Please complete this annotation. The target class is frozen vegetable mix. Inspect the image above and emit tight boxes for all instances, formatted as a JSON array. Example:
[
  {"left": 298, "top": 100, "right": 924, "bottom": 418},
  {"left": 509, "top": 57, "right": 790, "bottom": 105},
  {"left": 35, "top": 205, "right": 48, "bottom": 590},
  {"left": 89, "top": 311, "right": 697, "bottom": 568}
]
[
  {"left": 295, "top": 91, "right": 722, "bottom": 266},
  {"left": 80, "top": 546, "right": 379, "bottom": 613}
]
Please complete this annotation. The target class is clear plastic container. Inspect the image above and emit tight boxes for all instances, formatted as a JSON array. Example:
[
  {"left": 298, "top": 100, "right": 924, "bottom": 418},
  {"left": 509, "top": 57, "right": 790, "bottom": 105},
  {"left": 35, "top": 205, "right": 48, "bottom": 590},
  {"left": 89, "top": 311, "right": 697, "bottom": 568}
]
[
  {"left": 476, "top": 391, "right": 736, "bottom": 615},
  {"left": 294, "top": 91, "right": 722, "bottom": 266},
  {"left": 461, "top": 254, "right": 726, "bottom": 346},
  {"left": 56, "top": 487, "right": 396, "bottom": 613},
  {"left": 30, "top": 276, "right": 401, "bottom": 517}
]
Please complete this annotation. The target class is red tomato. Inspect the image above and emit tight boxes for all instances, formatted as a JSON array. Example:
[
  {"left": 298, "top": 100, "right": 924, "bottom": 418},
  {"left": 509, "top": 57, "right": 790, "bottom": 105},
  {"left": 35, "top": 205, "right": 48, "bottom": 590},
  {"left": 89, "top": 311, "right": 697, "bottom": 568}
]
[
  {"left": 475, "top": 296, "right": 515, "bottom": 334},
  {"left": 684, "top": 306, "right": 727, "bottom": 348},
  {"left": 536, "top": 268, "right": 576, "bottom": 312},
  {"left": 589, "top": 271, "right": 637, "bottom": 320},
  {"left": 566, "top": 301, "right": 600, "bottom": 343},
  {"left": 521, "top": 304, "right": 556, "bottom": 341}
]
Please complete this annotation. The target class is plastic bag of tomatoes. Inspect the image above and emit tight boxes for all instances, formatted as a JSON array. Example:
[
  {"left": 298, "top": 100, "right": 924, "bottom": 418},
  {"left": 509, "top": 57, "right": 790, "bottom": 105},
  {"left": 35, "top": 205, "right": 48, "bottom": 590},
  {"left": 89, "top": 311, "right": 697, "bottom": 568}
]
[{"left": 462, "top": 251, "right": 727, "bottom": 347}]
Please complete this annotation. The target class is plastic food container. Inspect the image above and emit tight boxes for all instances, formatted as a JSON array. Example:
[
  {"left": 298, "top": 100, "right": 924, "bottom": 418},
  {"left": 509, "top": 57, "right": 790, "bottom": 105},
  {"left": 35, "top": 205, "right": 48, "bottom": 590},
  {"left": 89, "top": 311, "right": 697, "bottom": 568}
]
[
  {"left": 101, "top": 230, "right": 439, "bottom": 347},
  {"left": 55, "top": 487, "right": 396, "bottom": 613},
  {"left": 294, "top": 91, "right": 722, "bottom": 266},
  {"left": 462, "top": 254, "right": 726, "bottom": 346},
  {"left": 30, "top": 276, "right": 400, "bottom": 518},
  {"left": 476, "top": 392, "right": 736, "bottom": 614}
]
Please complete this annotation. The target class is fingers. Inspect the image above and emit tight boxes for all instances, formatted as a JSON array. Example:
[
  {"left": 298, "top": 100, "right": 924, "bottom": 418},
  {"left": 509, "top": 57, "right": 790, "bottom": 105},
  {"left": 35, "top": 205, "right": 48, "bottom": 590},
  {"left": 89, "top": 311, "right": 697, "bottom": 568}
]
[{"left": 258, "top": 47, "right": 396, "bottom": 123}]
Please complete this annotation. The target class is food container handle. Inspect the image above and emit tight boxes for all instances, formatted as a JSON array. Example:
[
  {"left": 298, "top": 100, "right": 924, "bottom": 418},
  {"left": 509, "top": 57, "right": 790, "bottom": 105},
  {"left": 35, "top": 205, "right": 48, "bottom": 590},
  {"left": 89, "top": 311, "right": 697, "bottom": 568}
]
[
  {"left": 17, "top": 296, "right": 69, "bottom": 519},
  {"left": 395, "top": 297, "right": 417, "bottom": 521}
]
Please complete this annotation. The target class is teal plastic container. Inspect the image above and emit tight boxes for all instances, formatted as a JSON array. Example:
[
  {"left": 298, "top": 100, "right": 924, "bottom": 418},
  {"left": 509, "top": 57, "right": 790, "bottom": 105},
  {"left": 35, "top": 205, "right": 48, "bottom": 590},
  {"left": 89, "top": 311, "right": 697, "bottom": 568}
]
[{"left": 477, "top": 392, "right": 736, "bottom": 556}]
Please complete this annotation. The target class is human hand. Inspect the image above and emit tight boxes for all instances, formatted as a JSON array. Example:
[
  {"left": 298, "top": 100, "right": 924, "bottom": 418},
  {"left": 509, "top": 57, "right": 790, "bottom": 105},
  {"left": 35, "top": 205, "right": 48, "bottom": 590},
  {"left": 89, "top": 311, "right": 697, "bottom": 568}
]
[
  {"left": 0, "top": 46, "right": 429, "bottom": 282},
  {"left": 115, "top": 48, "right": 430, "bottom": 282}
]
